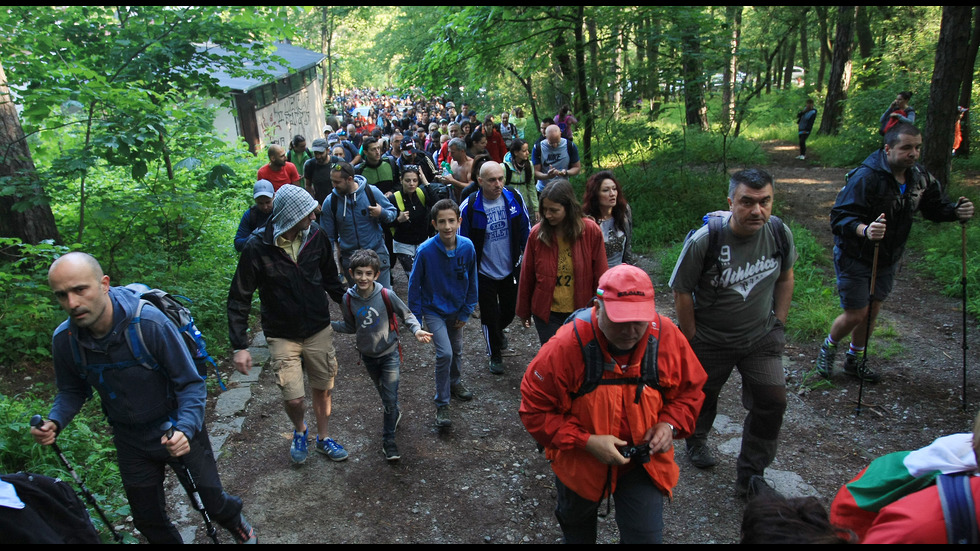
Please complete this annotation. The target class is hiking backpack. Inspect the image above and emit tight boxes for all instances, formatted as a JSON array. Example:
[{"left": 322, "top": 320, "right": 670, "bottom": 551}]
[
  {"left": 67, "top": 284, "right": 226, "bottom": 398},
  {"left": 0, "top": 472, "right": 101, "bottom": 544},
  {"left": 564, "top": 308, "right": 664, "bottom": 403}
]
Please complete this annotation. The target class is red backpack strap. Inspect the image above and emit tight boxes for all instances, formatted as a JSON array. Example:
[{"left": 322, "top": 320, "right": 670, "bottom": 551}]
[{"left": 380, "top": 288, "right": 402, "bottom": 362}]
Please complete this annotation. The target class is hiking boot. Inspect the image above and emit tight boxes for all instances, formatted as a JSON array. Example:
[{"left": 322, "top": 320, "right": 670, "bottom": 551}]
[
  {"left": 687, "top": 444, "right": 718, "bottom": 469},
  {"left": 315, "top": 437, "right": 349, "bottom": 461},
  {"left": 451, "top": 383, "right": 474, "bottom": 401},
  {"left": 435, "top": 405, "right": 452, "bottom": 427},
  {"left": 382, "top": 440, "right": 401, "bottom": 462},
  {"left": 489, "top": 359, "right": 505, "bottom": 375},
  {"left": 738, "top": 475, "right": 779, "bottom": 501},
  {"left": 229, "top": 514, "right": 257, "bottom": 544},
  {"left": 843, "top": 353, "right": 881, "bottom": 383},
  {"left": 815, "top": 341, "right": 837, "bottom": 378},
  {"left": 290, "top": 428, "right": 308, "bottom": 464}
]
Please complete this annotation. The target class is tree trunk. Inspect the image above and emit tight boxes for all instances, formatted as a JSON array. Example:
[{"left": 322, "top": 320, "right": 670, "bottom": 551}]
[
  {"left": 815, "top": 6, "right": 833, "bottom": 94},
  {"left": 799, "top": 9, "right": 811, "bottom": 90},
  {"left": 574, "top": 5, "right": 592, "bottom": 168},
  {"left": 588, "top": 18, "right": 603, "bottom": 116},
  {"left": 782, "top": 39, "right": 797, "bottom": 89},
  {"left": 0, "top": 61, "right": 61, "bottom": 244},
  {"left": 818, "top": 6, "right": 856, "bottom": 136},
  {"left": 647, "top": 17, "right": 661, "bottom": 114},
  {"left": 921, "top": 6, "right": 972, "bottom": 187},
  {"left": 722, "top": 6, "right": 742, "bottom": 133},
  {"left": 955, "top": 7, "right": 980, "bottom": 157},
  {"left": 681, "top": 19, "right": 708, "bottom": 131}
]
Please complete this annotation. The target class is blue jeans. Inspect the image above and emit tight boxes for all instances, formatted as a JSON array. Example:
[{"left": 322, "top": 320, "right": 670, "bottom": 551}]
[
  {"left": 554, "top": 466, "right": 664, "bottom": 544},
  {"left": 423, "top": 313, "right": 463, "bottom": 407},
  {"left": 361, "top": 351, "right": 401, "bottom": 441}
]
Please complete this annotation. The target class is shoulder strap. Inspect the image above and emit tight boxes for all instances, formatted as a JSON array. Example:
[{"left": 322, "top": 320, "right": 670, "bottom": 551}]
[
  {"left": 380, "top": 288, "right": 403, "bottom": 362},
  {"left": 768, "top": 215, "right": 789, "bottom": 262},
  {"left": 701, "top": 214, "right": 726, "bottom": 282},
  {"left": 937, "top": 472, "right": 979, "bottom": 544}
]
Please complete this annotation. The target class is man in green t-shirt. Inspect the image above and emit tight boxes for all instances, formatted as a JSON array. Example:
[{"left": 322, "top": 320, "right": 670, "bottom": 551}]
[{"left": 668, "top": 168, "right": 796, "bottom": 499}]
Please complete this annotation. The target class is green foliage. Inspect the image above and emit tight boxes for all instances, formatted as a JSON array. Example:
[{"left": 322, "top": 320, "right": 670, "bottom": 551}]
[
  {"left": 0, "top": 239, "right": 76, "bottom": 367},
  {"left": 0, "top": 386, "right": 131, "bottom": 543},
  {"left": 908, "top": 211, "right": 980, "bottom": 320},
  {"left": 783, "top": 223, "right": 839, "bottom": 340}
]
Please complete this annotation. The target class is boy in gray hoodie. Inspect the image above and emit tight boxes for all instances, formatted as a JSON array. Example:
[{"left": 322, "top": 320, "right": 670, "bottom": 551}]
[{"left": 332, "top": 249, "right": 432, "bottom": 461}]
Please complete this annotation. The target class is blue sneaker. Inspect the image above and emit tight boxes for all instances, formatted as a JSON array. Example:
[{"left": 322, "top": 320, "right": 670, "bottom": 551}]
[
  {"left": 315, "top": 437, "right": 349, "bottom": 461},
  {"left": 290, "top": 428, "right": 308, "bottom": 464}
]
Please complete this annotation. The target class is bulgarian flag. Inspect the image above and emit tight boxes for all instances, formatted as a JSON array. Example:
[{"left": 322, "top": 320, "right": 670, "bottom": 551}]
[{"left": 829, "top": 433, "right": 976, "bottom": 541}]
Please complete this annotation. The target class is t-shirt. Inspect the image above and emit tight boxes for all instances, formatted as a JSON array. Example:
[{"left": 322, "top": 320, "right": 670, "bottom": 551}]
[
  {"left": 600, "top": 217, "right": 628, "bottom": 268},
  {"left": 552, "top": 235, "right": 574, "bottom": 313},
  {"left": 668, "top": 214, "right": 797, "bottom": 348},
  {"left": 532, "top": 138, "right": 579, "bottom": 192},
  {"left": 479, "top": 196, "right": 513, "bottom": 280},
  {"left": 258, "top": 162, "right": 300, "bottom": 192}
]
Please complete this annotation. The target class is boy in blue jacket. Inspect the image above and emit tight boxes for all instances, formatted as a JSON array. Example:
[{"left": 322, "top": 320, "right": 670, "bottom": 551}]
[{"left": 408, "top": 199, "right": 479, "bottom": 428}]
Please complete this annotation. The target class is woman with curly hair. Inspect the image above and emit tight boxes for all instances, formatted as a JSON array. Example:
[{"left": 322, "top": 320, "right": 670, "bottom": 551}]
[{"left": 582, "top": 170, "right": 633, "bottom": 267}]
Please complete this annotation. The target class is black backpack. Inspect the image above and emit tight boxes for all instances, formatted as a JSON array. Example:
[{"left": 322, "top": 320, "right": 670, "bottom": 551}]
[
  {"left": 0, "top": 472, "right": 101, "bottom": 544},
  {"left": 564, "top": 308, "right": 663, "bottom": 403},
  {"left": 67, "top": 284, "right": 226, "bottom": 397}
]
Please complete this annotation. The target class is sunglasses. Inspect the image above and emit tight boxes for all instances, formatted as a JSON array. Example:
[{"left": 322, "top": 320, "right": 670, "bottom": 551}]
[{"left": 331, "top": 163, "right": 354, "bottom": 178}]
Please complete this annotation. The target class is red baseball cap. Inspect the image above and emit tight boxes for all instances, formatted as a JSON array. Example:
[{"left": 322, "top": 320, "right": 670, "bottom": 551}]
[{"left": 595, "top": 265, "right": 656, "bottom": 322}]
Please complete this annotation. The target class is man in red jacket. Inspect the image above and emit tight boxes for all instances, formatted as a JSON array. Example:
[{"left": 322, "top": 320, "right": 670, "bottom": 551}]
[{"left": 520, "top": 265, "right": 706, "bottom": 544}]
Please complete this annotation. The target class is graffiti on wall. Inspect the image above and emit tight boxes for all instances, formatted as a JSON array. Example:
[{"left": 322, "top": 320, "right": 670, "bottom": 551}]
[{"left": 256, "top": 81, "right": 325, "bottom": 150}]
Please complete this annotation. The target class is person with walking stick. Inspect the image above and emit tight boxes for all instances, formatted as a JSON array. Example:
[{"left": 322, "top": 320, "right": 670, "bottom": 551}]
[
  {"left": 31, "top": 252, "right": 256, "bottom": 544},
  {"left": 816, "top": 123, "right": 974, "bottom": 384}
]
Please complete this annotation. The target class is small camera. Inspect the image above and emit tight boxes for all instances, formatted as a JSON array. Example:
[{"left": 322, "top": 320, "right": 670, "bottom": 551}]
[{"left": 620, "top": 443, "right": 651, "bottom": 464}]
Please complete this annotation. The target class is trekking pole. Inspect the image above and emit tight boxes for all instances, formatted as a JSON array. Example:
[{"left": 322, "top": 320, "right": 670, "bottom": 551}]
[
  {"left": 961, "top": 214, "right": 968, "bottom": 410},
  {"left": 856, "top": 219, "right": 884, "bottom": 417},
  {"left": 160, "top": 421, "right": 220, "bottom": 544},
  {"left": 30, "top": 414, "right": 123, "bottom": 543}
]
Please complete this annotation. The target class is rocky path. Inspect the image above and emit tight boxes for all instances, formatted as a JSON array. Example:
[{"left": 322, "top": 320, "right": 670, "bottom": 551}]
[{"left": 171, "top": 141, "right": 980, "bottom": 544}]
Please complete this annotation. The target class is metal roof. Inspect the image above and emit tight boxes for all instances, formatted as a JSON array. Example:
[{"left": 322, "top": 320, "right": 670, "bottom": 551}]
[{"left": 204, "top": 41, "right": 325, "bottom": 93}]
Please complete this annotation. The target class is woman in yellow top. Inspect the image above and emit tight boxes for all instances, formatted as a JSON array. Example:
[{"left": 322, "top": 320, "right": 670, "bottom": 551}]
[{"left": 516, "top": 180, "right": 608, "bottom": 344}]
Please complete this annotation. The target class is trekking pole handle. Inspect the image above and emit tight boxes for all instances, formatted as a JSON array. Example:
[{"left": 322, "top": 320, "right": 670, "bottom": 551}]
[
  {"left": 30, "top": 414, "right": 43, "bottom": 429},
  {"left": 160, "top": 420, "right": 175, "bottom": 440}
]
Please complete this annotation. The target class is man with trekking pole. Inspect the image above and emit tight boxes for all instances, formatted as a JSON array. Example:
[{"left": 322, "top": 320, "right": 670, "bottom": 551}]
[
  {"left": 31, "top": 252, "right": 256, "bottom": 544},
  {"left": 816, "top": 123, "right": 974, "bottom": 384}
]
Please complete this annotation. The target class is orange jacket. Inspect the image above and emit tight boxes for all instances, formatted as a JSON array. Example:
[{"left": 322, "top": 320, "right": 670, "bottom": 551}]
[{"left": 519, "top": 307, "right": 706, "bottom": 501}]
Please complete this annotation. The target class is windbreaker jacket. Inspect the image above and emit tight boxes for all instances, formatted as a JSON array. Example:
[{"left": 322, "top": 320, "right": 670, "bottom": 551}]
[
  {"left": 516, "top": 219, "right": 608, "bottom": 321},
  {"left": 831, "top": 150, "right": 959, "bottom": 266},
  {"left": 228, "top": 222, "right": 345, "bottom": 351},
  {"left": 319, "top": 175, "right": 397, "bottom": 256},
  {"left": 408, "top": 234, "right": 479, "bottom": 322},
  {"left": 519, "top": 307, "right": 706, "bottom": 501}
]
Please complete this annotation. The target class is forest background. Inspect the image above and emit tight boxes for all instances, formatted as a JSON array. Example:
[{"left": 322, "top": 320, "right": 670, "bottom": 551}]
[{"left": 0, "top": 6, "right": 978, "bottom": 540}]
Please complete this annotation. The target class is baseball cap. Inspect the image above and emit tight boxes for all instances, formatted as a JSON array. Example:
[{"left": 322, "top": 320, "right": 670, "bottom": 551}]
[
  {"left": 446, "top": 101, "right": 455, "bottom": 108},
  {"left": 310, "top": 138, "right": 328, "bottom": 153},
  {"left": 253, "top": 179, "right": 274, "bottom": 199},
  {"left": 595, "top": 265, "right": 656, "bottom": 322},
  {"left": 322, "top": 124, "right": 334, "bottom": 134},
  {"left": 327, "top": 133, "right": 340, "bottom": 146}
]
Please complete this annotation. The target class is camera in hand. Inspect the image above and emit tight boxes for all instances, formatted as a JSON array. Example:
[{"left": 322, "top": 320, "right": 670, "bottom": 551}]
[{"left": 620, "top": 442, "right": 651, "bottom": 464}]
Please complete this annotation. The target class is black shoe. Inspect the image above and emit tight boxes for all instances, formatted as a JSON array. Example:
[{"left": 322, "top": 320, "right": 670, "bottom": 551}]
[
  {"left": 843, "top": 353, "right": 881, "bottom": 383},
  {"left": 738, "top": 475, "right": 779, "bottom": 501},
  {"left": 687, "top": 444, "right": 718, "bottom": 469},
  {"left": 488, "top": 359, "right": 504, "bottom": 375},
  {"left": 382, "top": 440, "right": 401, "bottom": 462},
  {"left": 451, "top": 383, "right": 474, "bottom": 401},
  {"left": 435, "top": 405, "right": 452, "bottom": 427}
]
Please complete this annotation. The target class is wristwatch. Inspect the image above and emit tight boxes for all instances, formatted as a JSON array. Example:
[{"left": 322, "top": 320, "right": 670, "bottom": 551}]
[{"left": 665, "top": 422, "right": 678, "bottom": 438}]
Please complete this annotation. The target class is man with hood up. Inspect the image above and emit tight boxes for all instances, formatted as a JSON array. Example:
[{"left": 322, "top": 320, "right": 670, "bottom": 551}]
[{"left": 228, "top": 184, "right": 349, "bottom": 465}]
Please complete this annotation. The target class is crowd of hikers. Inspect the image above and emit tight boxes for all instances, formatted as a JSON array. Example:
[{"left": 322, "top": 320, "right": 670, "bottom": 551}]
[{"left": 17, "top": 87, "right": 979, "bottom": 544}]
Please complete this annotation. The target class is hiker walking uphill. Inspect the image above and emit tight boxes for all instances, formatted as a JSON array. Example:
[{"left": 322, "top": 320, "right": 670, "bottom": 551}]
[
  {"left": 228, "top": 184, "right": 349, "bottom": 465},
  {"left": 519, "top": 264, "right": 707, "bottom": 544},
  {"left": 669, "top": 168, "right": 797, "bottom": 499},
  {"left": 33, "top": 252, "right": 255, "bottom": 544},
  {"left": 816, "top": 123, "right": 974, "bottom": 384}
]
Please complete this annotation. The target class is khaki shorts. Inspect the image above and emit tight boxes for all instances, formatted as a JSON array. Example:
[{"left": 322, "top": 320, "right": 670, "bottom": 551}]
[{"left": 267, "top": 325, "right": 339, "bottom": 401}]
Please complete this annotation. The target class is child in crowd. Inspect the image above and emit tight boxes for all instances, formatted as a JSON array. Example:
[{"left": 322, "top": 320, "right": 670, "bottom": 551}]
[
  {"left": 332, "top": 249, "right": 432, "bottom": 461},
  {"left": 408, "top": 199, "right": 479, "bottom": 428}
]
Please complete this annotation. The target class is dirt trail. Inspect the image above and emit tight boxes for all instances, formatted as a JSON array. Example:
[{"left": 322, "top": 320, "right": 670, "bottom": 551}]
[{"left": 195, "top": 141, "right": 980, "bottom": 544}]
